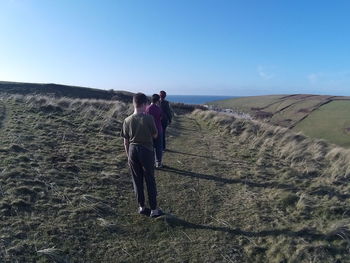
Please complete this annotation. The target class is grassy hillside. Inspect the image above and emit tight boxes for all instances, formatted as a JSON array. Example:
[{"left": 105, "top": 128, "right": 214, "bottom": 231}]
[
  {"left": 209, "top": 95, "right": 285, "bottom": 114},
  {"left": 191, "top": 110, "right": 350, "bottom": 262},
  {"left": 209, "top": 94, "right": 350, "bottom": 147},
  {"left": 0, "top": 81, "right": 134, "bottom": 102},
  {"left": 294, "top": 100, "right": 350, "bottom": 147},
  {"left": 1, "top": 94, "right": 350, "bottom": 262},
  {"left": 0, "top": 95, "right": 134, "bottom": 262},
  {"left": 0, "top": 81, "right": 206, "bottom": 113}
]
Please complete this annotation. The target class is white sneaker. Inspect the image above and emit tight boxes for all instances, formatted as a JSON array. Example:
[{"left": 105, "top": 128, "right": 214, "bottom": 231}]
[{"left": 150, "top": 208, "right": 164, "bottom": 218}]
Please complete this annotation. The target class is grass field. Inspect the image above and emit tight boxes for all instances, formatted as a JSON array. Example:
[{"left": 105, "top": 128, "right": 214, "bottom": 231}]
[
  {"left": 1, "top": 94, "right": 350, "bottom": 262},
  {"left": 294, "top": 100, "right": 350, "bottom": 148},
  {"left": 209, "top": 95, "right": 285, "bottom": 114},
  {"left": 210, "top": 94, "right": 350, "bottom": 147}
]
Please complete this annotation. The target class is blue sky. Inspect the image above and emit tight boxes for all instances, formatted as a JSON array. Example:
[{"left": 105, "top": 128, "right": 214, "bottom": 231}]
[{"left": 1, "top": 0, "right": 350, "bottom": 95}]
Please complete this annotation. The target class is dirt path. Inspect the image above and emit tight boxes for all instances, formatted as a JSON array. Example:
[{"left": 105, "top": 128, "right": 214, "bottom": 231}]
[
  {"left": 158, "top": 114, "right": 293, "bottom": 226},
  {"left": 128, "top": 113, "right": 349, "bottom": 262},
  {"left": 142, "top": 115, "right": 294, "bottom": 260},
  {"left": 159, "top": 115, "right": 253, "bottom": 222}
]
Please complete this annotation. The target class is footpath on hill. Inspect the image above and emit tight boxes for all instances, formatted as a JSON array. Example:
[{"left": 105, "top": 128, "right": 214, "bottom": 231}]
[
  {"left": 0, "top": 98, "right": 348, "bottom": 262},
  {"left": 158, "top": 113, "right": 293, "bottom": 228},
  {"left": 157, "top": 114, "right": 254, "bottom": 224},
  {"left": 120, "top": 113, "right": 347, "bottom": 262}
]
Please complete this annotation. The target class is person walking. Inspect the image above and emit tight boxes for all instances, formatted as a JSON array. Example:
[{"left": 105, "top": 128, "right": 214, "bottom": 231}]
[
  {"left": 121, "top": 93, "right": 163, "bottom": 218},
  {"left": 146, "top": 94, "right": 163, "bottom": 168},
  {"left": 159, "top": 90, "right": 173, "bottom": 151}
]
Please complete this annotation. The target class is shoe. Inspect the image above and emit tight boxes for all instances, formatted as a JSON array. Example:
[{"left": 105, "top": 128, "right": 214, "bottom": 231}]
[
  {"left": 150, "top": 208, "right": 164, "bottom": 218},
  {"left": 155, "top": 162, "right": 163, "bottom": 168},
  {"left": 138, "top": 207, "right": 151, "bottom": 216}
]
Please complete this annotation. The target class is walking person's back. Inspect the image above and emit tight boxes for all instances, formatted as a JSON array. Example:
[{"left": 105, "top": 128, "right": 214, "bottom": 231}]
[
  {"left": 121, "top": 93, "right": 163, "bottom": 218},
  {"left": 146, "top": 94, "right": 163, "bottom": 168},
  {"left": 159, "top": 90, "right": 173, "bottom": 151}
]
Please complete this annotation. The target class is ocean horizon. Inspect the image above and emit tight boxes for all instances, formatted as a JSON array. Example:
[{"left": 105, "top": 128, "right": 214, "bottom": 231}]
[{"left": 166, "top": 95, "right": 239, "bottom": 105}]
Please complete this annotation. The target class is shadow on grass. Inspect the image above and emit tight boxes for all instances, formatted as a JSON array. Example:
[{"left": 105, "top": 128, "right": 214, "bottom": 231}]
[
  {"left": 176, "top": 126, "right": 198, "bottom": 132},
  {"left": 162, "top": 166, "right": 298, "bottom": 192},
  {"left": 162, "top": 215, "right": 344, "bottom": 244},
  {"left": 162, "top": 166, "right": 350, "bottom": 201},
  {"left": 167, "top": 116, "right": 201, "bottom": 137},
  {"left": 309, "top": 187, "right": 350, "bottom": 200},
  {"left": 167, "top": 119, "right": 183, "bottom": 138},
  {"left": 166, "top": 149, "right": 229, "bottom": 162}
]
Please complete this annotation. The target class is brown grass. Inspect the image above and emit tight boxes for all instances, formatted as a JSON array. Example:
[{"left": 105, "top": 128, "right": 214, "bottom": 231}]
[{"left": 192, "top": 109, "right": 350, "bottom": 182}]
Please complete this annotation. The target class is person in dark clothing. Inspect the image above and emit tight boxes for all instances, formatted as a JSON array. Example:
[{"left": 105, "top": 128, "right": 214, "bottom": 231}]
[
  {"left": 159, "top": 90, "right": 173, "bottom": 151},
  {"left": 121, "top": 93, "right": 163, "bottom": 218},
  {"left": 146, "top": 94, "right": 163, "bottom": 168}
]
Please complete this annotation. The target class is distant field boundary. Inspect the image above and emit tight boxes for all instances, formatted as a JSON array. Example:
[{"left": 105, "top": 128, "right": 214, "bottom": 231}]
[
  {"left": 258, "top": 94, "right": 318, "bottom": 112},
  {"left": 289, "top": 99, "right": 335, "bottom": 128},
  {"left": 211, "top": 94, "right": 350, "bottom": 129}
]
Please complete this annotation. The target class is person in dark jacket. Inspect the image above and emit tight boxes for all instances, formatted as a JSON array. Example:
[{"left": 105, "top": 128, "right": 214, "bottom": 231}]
[{"left": 159, "top": 90, "right": 172, "bottom": 151}]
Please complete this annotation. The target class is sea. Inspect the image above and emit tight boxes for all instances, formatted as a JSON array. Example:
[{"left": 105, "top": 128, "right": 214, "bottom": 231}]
[{"left": 166, "top": 95, "right": 239, "bottom": 105}]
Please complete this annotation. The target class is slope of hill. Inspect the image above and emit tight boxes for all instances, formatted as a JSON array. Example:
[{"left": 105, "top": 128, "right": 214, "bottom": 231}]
[
  {"left": 0, "top": 81, "right": 206, "bottom": 113},
  {"left": 0, "top": 81, "right": 134, "bottom": 103},
  {"left": 294, "top": 100, "right": 350, "bottom": 148},
  {"left": 209, "top": 94, "right": 350, "bottom": 147},
  {"left": 1, "top": 95, "right": 350, "bottom": 262}
]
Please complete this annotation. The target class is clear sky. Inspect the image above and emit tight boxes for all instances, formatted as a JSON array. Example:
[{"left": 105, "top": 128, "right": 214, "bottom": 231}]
[{"left": 1, "top": 0, "right": 350, "bottom": 96}]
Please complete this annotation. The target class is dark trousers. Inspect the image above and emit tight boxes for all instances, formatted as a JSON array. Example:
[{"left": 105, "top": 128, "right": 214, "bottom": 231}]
[
  {"left": 128, "top": 144, "right": 157, "bottom": 210},
  {"left": 161, "top": 121, "right": 168, "bottom": 150},
  {"left": 153, "top": 131, "right": 163, "bottom": 163}
]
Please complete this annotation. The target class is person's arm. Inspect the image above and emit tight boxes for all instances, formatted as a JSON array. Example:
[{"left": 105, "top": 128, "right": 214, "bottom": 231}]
[
  {"left": 123, "top": 138, "right": 130, "bottom": 157},
  {"left": 152, "top": 123, "right": 158, "bottom": 139},
  {"left": 153, "top": 130, "right": 158, "bottom": 139},
  {"left": 166, "top": 101, "right": 173, "bottom": 123},
  {"left": 149, "top": 117, "right": 158, "bottom": 138},
  {"left": 121, "top": 120, "right": 130, "bottom": 157},
  {"left": 159, "top": 108, "right": 163, "bottom": 120}
]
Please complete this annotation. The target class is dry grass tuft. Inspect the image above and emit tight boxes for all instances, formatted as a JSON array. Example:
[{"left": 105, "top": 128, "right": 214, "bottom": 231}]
[
  {"left": 192, "top": 109, "right": 350, "bottom": 182},
  {"left": 37, "top": 247, "right": 69, "bottom": 263},
  {"left": 326, "top": 220, "right": 350, "bottom": 241}
]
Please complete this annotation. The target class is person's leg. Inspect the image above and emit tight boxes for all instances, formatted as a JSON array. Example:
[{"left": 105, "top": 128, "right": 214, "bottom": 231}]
[
  {"left": 139, "top": 146, "right": 157, "bottom": 210},
  {"left": 161, "top": 122, "right": 168, "bottom": 151},
  {"left": 128, "top": 145, "right": 145, "bottom": 208},
  {"left": 158, "top": 131, "right": 163, "bottom": 162},
  {"left": 154, "top": 131, "right": 163, "bottom": 164}
]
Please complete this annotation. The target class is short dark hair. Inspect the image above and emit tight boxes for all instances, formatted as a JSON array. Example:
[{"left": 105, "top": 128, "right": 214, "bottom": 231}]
[
  {"left": 160, "top": 90, "right": 166, "bottom": 99},
  {"left": 133, "top": 93, "right": 148, "bottom": 107},
  {"left": 152, "top": 94, "right": 160, "bottom": 103}
]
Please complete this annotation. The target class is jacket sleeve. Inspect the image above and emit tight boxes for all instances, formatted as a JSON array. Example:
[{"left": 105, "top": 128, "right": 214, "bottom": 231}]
[
  {"left": 121, "top": 120, "right": 129, "bottom": 139},
  {"left": 148, "top": 116, "right": 158, "bottom": 136},
  {"left": 168, "top": 103, "right": 174, "bottom": 121},
  {"left": 166, "top": 101, "right": 173, "bottom": 122}
]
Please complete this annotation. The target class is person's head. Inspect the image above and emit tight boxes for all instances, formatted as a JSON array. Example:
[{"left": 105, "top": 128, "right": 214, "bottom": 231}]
[
  {"left": 151, "top": 94, "right": 160, "bottom": 104},
  {"left": 159, "top": 90, "right": 166, "bottom": 100},
  {"left": 133, "top": 93, "right": 148, "bottom": 111}
]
